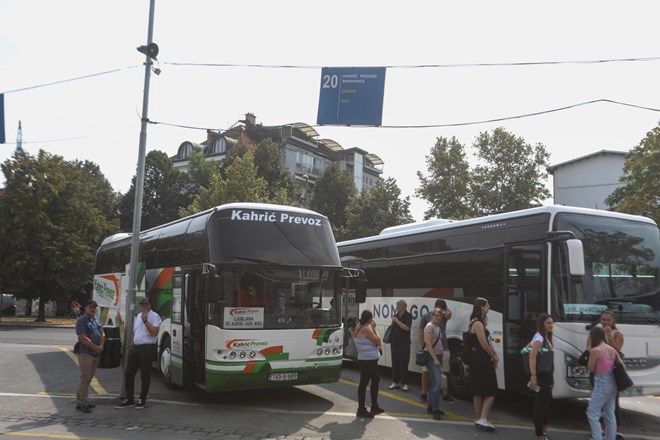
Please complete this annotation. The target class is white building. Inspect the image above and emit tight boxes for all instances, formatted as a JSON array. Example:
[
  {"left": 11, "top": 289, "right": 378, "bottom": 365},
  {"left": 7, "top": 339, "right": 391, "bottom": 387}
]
[{"left": 547, "top": 150, "right": 627, "bottom": 210}]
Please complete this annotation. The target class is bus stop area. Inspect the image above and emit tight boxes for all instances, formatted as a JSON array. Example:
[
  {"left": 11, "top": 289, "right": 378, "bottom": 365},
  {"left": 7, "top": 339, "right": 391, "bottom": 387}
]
[{"left": 1, "top": 325, "right": 660, "bottom": 440}]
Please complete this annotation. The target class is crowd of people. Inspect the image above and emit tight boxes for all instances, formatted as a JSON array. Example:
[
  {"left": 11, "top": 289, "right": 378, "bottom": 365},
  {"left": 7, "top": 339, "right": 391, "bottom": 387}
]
[{"left": 350, "top": 298, "right": 628, "bottom": 440}]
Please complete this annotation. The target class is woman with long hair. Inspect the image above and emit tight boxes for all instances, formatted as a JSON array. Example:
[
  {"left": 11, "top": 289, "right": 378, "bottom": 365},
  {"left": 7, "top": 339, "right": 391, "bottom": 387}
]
[
  {"left": 352, "top": 310, "right": 384, "bottom": 418},
  {"left": 467, "top": 297, "right": 499, "bottom": 432},
  {"left": 587, "top": 325, "right": 620, "bottom": 440},
  {"left": 528, "top": 313, "right": 554, "bottom": 440}
]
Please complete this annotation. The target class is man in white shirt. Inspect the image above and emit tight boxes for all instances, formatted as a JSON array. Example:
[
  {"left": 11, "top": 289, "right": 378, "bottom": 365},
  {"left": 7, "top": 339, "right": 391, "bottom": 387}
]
[{"left": 115, "top": 297, "right": 161, "bottom": 409}]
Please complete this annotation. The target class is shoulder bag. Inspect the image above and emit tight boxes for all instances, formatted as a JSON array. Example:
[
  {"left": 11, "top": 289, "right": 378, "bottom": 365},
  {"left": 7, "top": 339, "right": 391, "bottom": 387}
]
[
  {"left": 415, "top": 333, "right": 440, "bottom": 366},
  {"left": 613, "top": 358, "right": 633, "bottom": 392},
  {"left": 382, "top": 325, "right": 393, "bottom": 344},
  {"left": 521, "top": 347, "right": 554, "bottom": 375}
]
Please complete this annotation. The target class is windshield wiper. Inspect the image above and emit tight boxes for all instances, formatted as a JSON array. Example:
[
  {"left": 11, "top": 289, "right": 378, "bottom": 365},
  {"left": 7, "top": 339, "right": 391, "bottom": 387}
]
[{"left": 230, "top": 255, "right": 283, "bottom": 265}]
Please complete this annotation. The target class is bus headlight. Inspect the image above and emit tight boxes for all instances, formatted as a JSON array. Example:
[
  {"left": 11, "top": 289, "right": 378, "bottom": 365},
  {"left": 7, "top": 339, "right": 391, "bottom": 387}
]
[
  {"left": 229, "top": 351, "right": 237, "bottom": 359},
  {"left": 325, "top": 348, "right": 331, "bottom": 355},
  {"left": 249, "top": 351, "right": 256, "bottom": 358},
  {"left": 239, "top": 351, "right": 247, "bottom": 359},
  {"left": 317, "top": 348, "right": 324, "bottom": 356},
  {"left": 332, "top": 347, "right": 339, "bottom": 355},
  {"left": 566, "top": 365, "right": 590, "bottom": 378}
]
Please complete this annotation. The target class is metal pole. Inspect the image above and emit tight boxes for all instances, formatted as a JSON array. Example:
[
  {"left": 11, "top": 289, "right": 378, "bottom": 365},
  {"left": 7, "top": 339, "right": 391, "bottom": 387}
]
[{"left": 119, "top": 0, "right": 156, "bottom": 398}]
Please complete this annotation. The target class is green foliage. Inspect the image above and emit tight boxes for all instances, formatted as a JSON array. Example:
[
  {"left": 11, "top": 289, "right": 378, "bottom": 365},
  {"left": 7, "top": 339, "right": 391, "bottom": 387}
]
[
  {"left": 342, "top": 177, "right": 413, "bottom": 241},
  {"left": 416, "top": 136, "right": 474, "bottom": 220},
  {"left": 253, "top": 139, "right": 298, "bottom": 203},
  {"left": 180, "top": 152, "right": 269, "bottom": 216},
  {"left": 309, "top": 164, "right": 356, "bottom": 235},
  {"left": 606, "top": 125, "right": 660, "bottom": 224},
  {"left": 417, "top": 128, "right": 551, "bottom": 218},
  {"left": 0, "top": 150, "right": 119, "bottom": 320},
  {"left": 118, "top": 150, "right": 193, "bottom": 231}
]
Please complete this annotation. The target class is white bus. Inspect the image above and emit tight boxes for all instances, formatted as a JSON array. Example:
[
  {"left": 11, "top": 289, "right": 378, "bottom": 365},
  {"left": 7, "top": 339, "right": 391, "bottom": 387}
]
[
  {"left": 338, "top": 205, "right": 660, "bottom": 399},
  {"left": 93, "top": 203, "right": 347, "bottom": 391}
]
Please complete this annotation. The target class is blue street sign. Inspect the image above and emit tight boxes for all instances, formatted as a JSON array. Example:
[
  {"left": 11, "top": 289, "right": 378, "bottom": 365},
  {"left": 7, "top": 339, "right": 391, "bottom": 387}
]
[
  {"left": 0, "top": 94, "right": 5, "bottom": 144},
  {"left": 316, "top": 67, "right": 386, "bottom": 126}
]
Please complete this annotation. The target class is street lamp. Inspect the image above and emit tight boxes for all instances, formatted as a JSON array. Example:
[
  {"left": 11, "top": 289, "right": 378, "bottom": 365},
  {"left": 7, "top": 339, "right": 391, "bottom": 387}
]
[{"left": 302, "top": 174, "right": 309, "bottom": 203}]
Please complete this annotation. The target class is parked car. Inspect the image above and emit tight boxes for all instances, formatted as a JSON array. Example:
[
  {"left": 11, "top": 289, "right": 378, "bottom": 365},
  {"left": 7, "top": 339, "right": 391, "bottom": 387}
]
[{"left": 1, "top": 294, "right": 16, "bottom": 315}]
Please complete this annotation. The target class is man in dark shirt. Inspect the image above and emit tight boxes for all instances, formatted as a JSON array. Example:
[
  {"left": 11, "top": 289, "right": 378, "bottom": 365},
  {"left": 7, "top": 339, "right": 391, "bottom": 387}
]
[
  {"left": 388, "top": 299, "right": 413, "bottom": 391},
  {"left": 75, "top": 300, "right": 105, "bottom": 413}
]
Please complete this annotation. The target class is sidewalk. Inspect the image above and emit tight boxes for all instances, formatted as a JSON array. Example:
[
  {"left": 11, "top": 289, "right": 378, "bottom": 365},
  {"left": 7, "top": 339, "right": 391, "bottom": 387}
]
[{"left": 0, "top": 316, "right": 76, "bottom": 328}]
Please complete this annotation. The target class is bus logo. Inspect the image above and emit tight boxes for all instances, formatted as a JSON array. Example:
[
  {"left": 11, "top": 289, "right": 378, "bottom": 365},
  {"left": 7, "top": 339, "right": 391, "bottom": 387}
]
[{"left": 226, "top": 338, "right": 269, "bottom": 349}]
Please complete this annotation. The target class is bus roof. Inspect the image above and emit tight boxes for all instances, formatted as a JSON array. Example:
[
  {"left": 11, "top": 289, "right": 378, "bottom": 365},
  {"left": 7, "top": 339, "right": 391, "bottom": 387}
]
[{"left": 338, "top": 205, "right": 657, "bottom": 247}]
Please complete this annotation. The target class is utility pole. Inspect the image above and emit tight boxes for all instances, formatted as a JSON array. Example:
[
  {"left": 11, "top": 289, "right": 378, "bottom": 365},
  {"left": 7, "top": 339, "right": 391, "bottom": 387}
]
[{"left": 120, "top": 0, "right": 158, "bottom": 398}]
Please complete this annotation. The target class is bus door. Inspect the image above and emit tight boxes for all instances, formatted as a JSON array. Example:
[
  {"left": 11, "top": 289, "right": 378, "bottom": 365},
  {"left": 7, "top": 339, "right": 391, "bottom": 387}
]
[
  {"left": 170, "top": 273, "right": 185, "bottom": 387},
  {"left": 182, "top": 272, "right": 207, "bottom": 387},
  {"left": 503, "top": 244, "right": 544, "bottom": 394}
]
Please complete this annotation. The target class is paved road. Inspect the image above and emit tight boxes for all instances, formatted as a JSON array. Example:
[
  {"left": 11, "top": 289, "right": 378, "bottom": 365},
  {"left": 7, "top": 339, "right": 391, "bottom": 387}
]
[{"left": 1, "top": 327, "right": 659, "bottom": 440}]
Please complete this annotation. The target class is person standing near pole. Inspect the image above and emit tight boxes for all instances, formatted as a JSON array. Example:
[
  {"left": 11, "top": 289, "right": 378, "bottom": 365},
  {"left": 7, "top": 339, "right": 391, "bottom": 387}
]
[
  {"left": 116, "top": 297, "right": 161, "bottom": 409},
  {"left": 75, "top": 300, "right": 105, "bottom": 413}
]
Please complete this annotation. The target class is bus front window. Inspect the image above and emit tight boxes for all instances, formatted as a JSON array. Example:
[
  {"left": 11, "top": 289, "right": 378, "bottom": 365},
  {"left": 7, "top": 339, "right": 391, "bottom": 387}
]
[
  {"left": 207, "top": 268, "right": 341, "bottom": 330},
  {"left": 554, "top": 213, "right": 660, "bottom": 324}
]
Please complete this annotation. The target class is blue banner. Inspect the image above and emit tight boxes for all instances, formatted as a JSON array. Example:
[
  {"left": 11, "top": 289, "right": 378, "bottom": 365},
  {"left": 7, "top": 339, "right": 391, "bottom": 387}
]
[{"left": 317, "top": 67, "right": 386, "bottom": 126}]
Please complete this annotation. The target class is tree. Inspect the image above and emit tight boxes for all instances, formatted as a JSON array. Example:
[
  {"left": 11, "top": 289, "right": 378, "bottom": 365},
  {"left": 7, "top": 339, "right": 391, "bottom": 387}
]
[
  {"left": 471, "top": 127, "right": 551, "bottom": 216},
  {"left": 187, "top": 150, "right": 220, "bottom": 194},
  {"left": 309, "top": 163, "right": 356, "bottom": 235},
  {"left": 416, "top": 136, "right": 474, "bottom": 220},
  {"left": 606, "top": 125, "right": 660, "bottom": 224},
  {"left": 181, "top": 152, "right": 269, "bottom": 216},
  {"left": 0, "top": 150, "right": 119, "bottom": 321},
  {"left": 343, "top": 177, "right": 413, "bottom": 240},
  {"left": 118, "top": 150, "right": 193, "bottom": 231},
  {"left": 253, "top": 139, "right": 298, "bottom": 204}
]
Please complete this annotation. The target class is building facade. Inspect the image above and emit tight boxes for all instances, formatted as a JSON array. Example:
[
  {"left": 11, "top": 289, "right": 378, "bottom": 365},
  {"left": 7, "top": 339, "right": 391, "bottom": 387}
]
[
  {"left": 547, "top": 150, "right": 627, "bottom": 210},
  {"left": 172, "top": 113, "right": 384, "bottom": 198}
]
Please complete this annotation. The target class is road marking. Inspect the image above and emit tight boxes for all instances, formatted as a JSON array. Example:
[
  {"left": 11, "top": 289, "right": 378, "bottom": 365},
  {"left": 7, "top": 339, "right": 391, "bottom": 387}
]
[
  {"left": 54, "top": 346, "right": 110, "bottom": 396},
  {"left": 0, "top": 432, "right": 114, "bottom": 440}
]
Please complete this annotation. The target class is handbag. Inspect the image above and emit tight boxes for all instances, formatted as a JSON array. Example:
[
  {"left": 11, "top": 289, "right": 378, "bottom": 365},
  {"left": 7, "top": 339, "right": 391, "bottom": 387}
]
[
  {"left": 415, "top": 334, "right": 440, "bottom": 366},
  {"left": 383, "top": 325, "right": 393, "bottom": 344},
  {"left": 521, "top": 347, "right": 554, "bottom": 375},
  {"left": 613, "top": 359, "right": 633, "bottom": 392}
]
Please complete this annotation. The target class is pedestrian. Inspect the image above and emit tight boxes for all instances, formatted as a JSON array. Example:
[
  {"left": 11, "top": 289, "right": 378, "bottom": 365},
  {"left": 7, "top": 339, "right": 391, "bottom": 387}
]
[
  {"left": 69, "top": 298, "right": 81, "bottom": 318},
  {"left": 75, "top": 300, "right": 105, "bottom": 413},
  {"left": 586, "top": 325, "right": 619, "bottom": 440},
  {"left": 352, "top": 309, "right": 384, "bottom": 418},
  {"left": 588, "top": 310, "right": 625, "bottom": 440},
  {"left": 527, "top": 313, "right": 554, "bottom": 440},
  {"left": 418, "top": 299, "right": 454, "bottom": 404},
  {"left": 388, "top": 299, "right": 413, "bottom": 391},
  {"left": 116, "top": 297, "right": 161, "bottom": 409},
  {"left": 423, "top": 307, "right": 444, "bottom": 420},
  {"left": 466, "top": 297, "right": 498, "bottom": 432}
]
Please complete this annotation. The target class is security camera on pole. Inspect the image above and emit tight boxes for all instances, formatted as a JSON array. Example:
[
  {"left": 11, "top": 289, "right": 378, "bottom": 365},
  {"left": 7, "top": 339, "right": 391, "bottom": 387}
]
[{"left": 120, "top": 0, "right": 158, "bottom": 399}]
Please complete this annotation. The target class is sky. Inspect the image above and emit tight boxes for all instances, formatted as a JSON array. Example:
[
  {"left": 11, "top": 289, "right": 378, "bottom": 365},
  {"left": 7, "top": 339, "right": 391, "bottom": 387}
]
[{"left": 1, "top": 1, "right": 660, "bottom": 222}]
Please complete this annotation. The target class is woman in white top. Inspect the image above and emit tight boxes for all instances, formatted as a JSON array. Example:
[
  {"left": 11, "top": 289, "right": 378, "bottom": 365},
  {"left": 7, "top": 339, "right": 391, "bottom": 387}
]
[{"left": 352, "top": 310, "right": 384, "bottom": 418}]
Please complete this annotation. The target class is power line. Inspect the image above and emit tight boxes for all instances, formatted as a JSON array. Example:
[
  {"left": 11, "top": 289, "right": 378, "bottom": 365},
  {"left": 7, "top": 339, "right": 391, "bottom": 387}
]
[
  {"left": 162, "top": 56, "right": 660, "bottom": 69},
  {"left": 147, "top": 99, "right": 660, "bottom": 132},
  {"left": 1, "top": 65, "right": 142, "bottom": 95}
]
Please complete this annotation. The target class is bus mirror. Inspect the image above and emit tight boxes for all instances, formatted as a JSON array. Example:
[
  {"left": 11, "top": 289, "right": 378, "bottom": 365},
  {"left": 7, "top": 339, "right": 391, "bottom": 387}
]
[
  {"left": 356, "top": 280, "right": 367, "bottom": 303},
  {"left": 206, "top": 276, "right": 223, "bottom": 302},
  {"left": 566, "top": 239, "right": 585, "bottom": 277}
]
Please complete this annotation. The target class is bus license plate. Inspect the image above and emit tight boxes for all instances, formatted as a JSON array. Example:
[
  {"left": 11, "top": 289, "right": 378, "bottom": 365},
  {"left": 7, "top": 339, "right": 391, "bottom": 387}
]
[{"left": 268, "top": 372, "right": 298, "bottom": 382}]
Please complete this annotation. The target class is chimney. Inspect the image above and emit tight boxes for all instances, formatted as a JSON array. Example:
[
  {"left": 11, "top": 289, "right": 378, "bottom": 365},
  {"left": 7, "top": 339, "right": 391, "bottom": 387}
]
[{"left": 244, "top": 113, "right": 256, "bottom": 125}]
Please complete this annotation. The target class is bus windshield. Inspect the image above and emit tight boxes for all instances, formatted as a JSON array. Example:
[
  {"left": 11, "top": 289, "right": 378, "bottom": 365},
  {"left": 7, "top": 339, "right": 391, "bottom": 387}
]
[
  {"left": 555, "top": 213, "right": 660, "bottom": 324},
  {"left": 207, "top": 267, "right": 341, "bottom": 330}
]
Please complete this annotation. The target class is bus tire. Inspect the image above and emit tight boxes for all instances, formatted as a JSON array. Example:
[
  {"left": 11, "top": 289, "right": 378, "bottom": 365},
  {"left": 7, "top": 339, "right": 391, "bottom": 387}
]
[
  {"left": 448, "top": 349, "right": 471, "bottom": 401},
  {"left": 159, "top": 335, "right": 178, "bottom": 389}
]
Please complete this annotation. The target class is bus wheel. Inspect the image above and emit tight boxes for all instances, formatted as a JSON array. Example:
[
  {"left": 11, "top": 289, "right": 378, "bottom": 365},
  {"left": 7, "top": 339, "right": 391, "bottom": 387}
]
[
  {"left": 448, "top": 350, "right": 471, "bottom": 401},
  {"left": 159, "top": 335, "right": 177, "bottom": 389}
]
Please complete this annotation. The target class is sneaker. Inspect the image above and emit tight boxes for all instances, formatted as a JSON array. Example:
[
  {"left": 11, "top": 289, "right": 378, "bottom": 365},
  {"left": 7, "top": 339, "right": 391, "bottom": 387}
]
[
  {"left": 79, "top": 405, "right": 92, "bottom": 413},
  {"left": 443, "top": 394, "right": 456, "bottom": 404},
  {"left": 356, "top": 407, "right": 373, "bottom": 418},
  {"left": 115, "top": 399, "right": 135, "bottom": 409},
  {"left": 432, "top": 410, "right": 442, "bottom": 420},
  {"left": 370, "top": 405, "right": 385, "bottom": 415},
  {"left": 419, "top": 393, "right": 427, "bottom": 402},
  {"left": 615, "top": 434, "right": 624, "bottom": 440},
  {"left": 475, "top": 419, "right": 488, "bottom": 430},
  {"left": 427, "top": 406, "right": 444, "bottom": 415},
  {"left": 480, "top": 420, "right": 496, "bottom": 432},
  {"left": 388, "top": 382, "right": 400, "bottom": 389},
  {"left": 76, "top": 403, "right": 96, "bottom": 410},
  {"left": 402, "top": 384, "right": 409, "bottom": 391},
  {"left": 135, "top": 399, "right": 145, "bottom": 409}
]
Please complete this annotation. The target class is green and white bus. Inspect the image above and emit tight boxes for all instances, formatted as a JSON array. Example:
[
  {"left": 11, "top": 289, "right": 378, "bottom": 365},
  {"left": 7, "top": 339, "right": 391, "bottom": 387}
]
[
  {"left": 338, "top": 205, "right": 660, "bottom": 399},
  {"left": 93, "top": 203, "right": 346, "bottom": 391}
]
